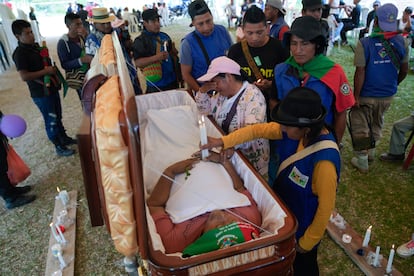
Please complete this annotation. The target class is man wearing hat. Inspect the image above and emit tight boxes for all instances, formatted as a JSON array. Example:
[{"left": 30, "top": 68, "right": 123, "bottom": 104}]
[
  {"left": 85, "top": 7, "right": 116, "bottom": 56},
  {"left": 86, "top": 7, "right": 142, "bottom": 94},
  {"left": 269, "top": 16, "right": 354, "bottom": 185},
  {"left": 349, "top": 3, "right": 409, "bottom": 173},
  {"left": 203, "top": 87, "right": 341, "bottom": 274},
  {"left": 264, "top": 0, "right": 289, "bottom": 40},
  {"left": 133, "top": 9, "right": 181, "bottom": 93},
  {"left": 301, "top": 0, "right": 329, "bottom": 55},
  {"left": 195, "top": 56, "right": 269, "bottom": 177},
  {"left": 179, "top": 0, "right": 232, "bottom": 95},
  {"left": 359, "top": 0, "right": 381, "bottom": 39}
]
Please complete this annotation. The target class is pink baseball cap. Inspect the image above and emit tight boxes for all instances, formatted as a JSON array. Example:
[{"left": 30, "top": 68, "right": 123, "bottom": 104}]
[{"left": 197, "top": 56, "right": 241, "bottom": 82}]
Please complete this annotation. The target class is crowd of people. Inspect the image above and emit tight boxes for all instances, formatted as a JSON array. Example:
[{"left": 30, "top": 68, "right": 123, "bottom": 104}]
[{"left": 2, "top": 0, "right": 413, "bottom": 273}]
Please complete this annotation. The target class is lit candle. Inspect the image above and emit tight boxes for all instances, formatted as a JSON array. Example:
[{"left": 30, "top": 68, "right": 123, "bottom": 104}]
[
  {"left": 199, "top": 115, "right": 209, "bottom": 159},
  {"left": 56, "top": 187, "right": 69, "bottom": 207},
  {"left": 362, "top": 225, "right": 372, "bottom": 247},
  {"left": 50, "top": 223, "right": 62, "bottom": 243},
  {"left": 51, "top": 243, "right": 66, "bottom": 269},
  {"left": 386, "top": 244, "right": 395, "bottom": 274},
  {"left": 55, "top": 223, "right": 67, "bottom": 244},
  {"left": 373, "top": 245, "right": 380, "bottom": 267}
]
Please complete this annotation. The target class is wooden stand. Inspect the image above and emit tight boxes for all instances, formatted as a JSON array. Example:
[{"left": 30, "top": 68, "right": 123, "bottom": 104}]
[
  {"left": 44, "top": 191, "right": 77, "bottom": 276},
  {"left": 327, "top": 212, "right": 403, "bottom": 276}
]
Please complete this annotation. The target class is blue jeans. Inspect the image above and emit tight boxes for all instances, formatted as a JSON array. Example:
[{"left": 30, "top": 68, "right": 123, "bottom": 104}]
[{"left": 32, "top": 92, "right": 65, "bottom": 142}]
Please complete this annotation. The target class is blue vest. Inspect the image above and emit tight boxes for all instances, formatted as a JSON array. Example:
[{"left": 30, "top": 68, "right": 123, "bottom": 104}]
[
  {"left": 184, "top": 25, "right": 232, "bottom": 80},
  {"left": 274, "top": 133, "right": 340, "bottom": 245},
  {"left": 275, "top": 63, "right": 335, "bottom": 125},
  {"left": 269, "top": 17, "right": 288, "bottom": 40},
  {"left": 360, "top": 36, "right": 405, "bottom": 98}
]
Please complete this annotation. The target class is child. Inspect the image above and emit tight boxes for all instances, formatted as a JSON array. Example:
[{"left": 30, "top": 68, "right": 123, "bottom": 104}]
[
  {"left": 0, "top": 111, "right": 35, "bottom": 209},
  {"left": 11, "top": 19, "right": 76, "bottom": 157}
]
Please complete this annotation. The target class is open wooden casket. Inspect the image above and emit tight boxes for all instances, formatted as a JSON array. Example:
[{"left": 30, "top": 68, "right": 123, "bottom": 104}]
[{"left": 78, "top": 33, "right": 297, "bottom": 275}]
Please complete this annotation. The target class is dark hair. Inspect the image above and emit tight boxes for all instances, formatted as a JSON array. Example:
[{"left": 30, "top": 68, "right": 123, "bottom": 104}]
[
  {"left": 11, "top": 20, "right": 31, "bottom": 36},
  {"left": 242, "top": 6, "right": 266, "bottom": 27},
  {"left": 64, "top": 12, "right": 80, "bottom": 27},
  {"left": 217, "top": 72, "right": 245, "bottom": 82},
  {"left": 310, "top": 36, "right": 326, "bottom": 55}
]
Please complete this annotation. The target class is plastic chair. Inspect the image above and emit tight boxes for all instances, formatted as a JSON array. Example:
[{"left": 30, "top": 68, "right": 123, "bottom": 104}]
[{"left": 128, "top": 14, "right": 139, "bottom": 34}]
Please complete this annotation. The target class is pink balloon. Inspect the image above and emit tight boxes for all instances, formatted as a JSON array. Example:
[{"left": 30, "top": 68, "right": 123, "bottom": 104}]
[{"left": 0, "top": 114, "right": 27, "bottom": 138}]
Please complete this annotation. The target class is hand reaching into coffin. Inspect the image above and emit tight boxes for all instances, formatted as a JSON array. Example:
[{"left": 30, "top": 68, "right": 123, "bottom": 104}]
[{"left": 200, "top": 136, "right": 224, "bottom": 151}]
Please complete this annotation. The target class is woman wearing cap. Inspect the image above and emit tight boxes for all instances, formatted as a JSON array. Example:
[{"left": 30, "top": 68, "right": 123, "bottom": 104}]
[
  {"left": 202, "top": 87, "right": 340, "bottom": 274},
  {"left": 268, "top": 16, "right": 353, "bottom": 186},
  {"left": 195, "top": 56, "right": 269, "bottom": 178}
]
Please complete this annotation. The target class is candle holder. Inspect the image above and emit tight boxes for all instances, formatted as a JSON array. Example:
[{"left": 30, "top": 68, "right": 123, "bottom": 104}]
[
  {"left": 51, "top": 243, "right": 66, "bottom": 269},
  {"left": 56, "top": 187, "right": 69, "bottom": 208},
  {"left": 366, "top": 251, "right": 382, "bottom": 267},
  {"left": 57, "top": 209, "right": 74, "bottom": 228}
]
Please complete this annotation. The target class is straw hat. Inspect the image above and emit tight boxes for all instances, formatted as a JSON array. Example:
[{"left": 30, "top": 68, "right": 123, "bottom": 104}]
[{"left": 87, "top": 7, "right": 116, "bottom": 23}]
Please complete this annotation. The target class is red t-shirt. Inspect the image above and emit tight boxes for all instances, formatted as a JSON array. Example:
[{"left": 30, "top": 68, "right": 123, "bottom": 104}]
[{"left": 152, "top": 190, "right": 262, "bottom": 254}]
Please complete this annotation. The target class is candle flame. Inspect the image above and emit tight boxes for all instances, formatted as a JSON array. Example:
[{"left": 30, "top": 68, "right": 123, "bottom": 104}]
[
  {"left": 201, "top": 115, "right": 205, "bottom": 123},
  {"left": 57, "top": 187, "right": 60, "bottom": 193},
  {"left": 392, "top": 244, "right": 394, "bottom": 249},
  {"left": 368, "top": 225, "right": 372, "bottom": 229},
  {"left": 50, "top": 222, "right": 53, "bottom": 227}
]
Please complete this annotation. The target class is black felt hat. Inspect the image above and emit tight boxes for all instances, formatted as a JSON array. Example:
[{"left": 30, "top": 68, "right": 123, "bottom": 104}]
[
  {"left": 302, "top": 0, "right": 323, "bottom": 9},
  {"left": 271, "top": 87, "right": 326, "bottom": 127},
  {"left": 188, "top": 0, "right": 211, "bottom": 20},
  {"left": 283, "top": 16, "right": 324, "bottom": 44},
  {"left": 142, "top": 9, "right": 161, "bottom": 21}
]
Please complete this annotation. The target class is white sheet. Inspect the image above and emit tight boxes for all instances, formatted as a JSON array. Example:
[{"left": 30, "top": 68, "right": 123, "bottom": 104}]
[{"left": 143, "top": 104, "right": 250, "bottom": 223}]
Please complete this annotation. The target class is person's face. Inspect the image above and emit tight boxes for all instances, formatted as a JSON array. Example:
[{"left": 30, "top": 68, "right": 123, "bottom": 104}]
[
  {"left": 211, "top": 74, "right": 230, "bottom": 96},
  {"left": 144, "top": 18, "right": 161, "bottom": 33},
  {"left": 280, "top": 125, "right": 308, "bottom": 140},
  {"left": 203, "top": 210, "right": 236, "bottom": 233},
  {"left": 95, "top": 22, "right": 113, "bottom": 34},
  {"left": 290, "top": 35, "right": 316, "bottom": 66},
  {"left": 303, "top": 7, "right": 322, "bottom": 20},
  {"left": 192, "top": 12, "right": 214, "bottom": 36},
  {"left": 243, "top": 22, "right": 268, "bottom": 47},
  {"left": 16, "top": 27, "right": 35, "bottom": 45},
  {"left": 403, "top": 11, "right": 412, "bottom": 20},
  {"left": 67, "top": 18, "right": 84, "bottom": 36},
  {"left": 264, "top": 5, "right": 278, "bottom": 21}
]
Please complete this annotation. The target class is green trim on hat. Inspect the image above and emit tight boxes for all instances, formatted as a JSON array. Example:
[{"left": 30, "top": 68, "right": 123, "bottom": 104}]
[{"left": 93, "top": 14, "right": 110, "bottom": 20}]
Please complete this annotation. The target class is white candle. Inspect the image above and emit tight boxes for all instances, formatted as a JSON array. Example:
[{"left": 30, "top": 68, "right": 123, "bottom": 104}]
[
  {"left": 362, "top": 225, "right": 372, "bottom": 247},
  {"left": 56, "top": 187, "right": 69, "bottom": 207},
  {"left": 163, "top": 41, "right": 168, "bottom": 61},
  {"left": 51, "top": 243, "right": 66, "bottom": 269},
  {"left": 386, "top": 244, "right": 395, "bottom": 274},
  {"left": 373, "top": 245, "right": 380, "bottom": 267},
  {"left": 50, "top": 223, "right": 62, "bottom": 243},
  {"left": 199, "top": 115, "right": 209, "bottom": 159},
  {"left": 55, "top": 223, "right": 67, "bottom": 244}
]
